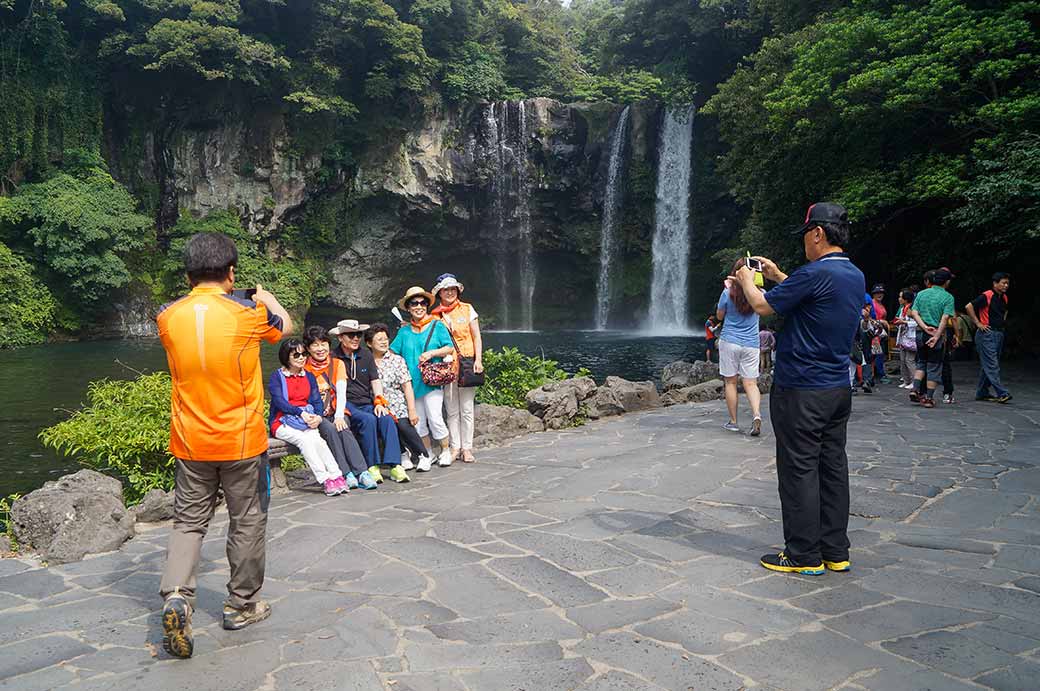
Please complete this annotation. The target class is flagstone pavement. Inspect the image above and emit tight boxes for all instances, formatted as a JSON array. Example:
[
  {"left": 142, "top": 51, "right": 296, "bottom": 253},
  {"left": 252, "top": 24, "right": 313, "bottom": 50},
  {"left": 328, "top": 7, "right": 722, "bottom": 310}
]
[{"left": 1, "top": 365, "right": 1039, "bottom": 690}]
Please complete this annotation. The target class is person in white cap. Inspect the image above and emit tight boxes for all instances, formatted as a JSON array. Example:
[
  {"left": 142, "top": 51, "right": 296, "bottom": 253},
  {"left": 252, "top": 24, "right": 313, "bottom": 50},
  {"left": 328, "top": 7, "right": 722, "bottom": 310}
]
[
  {"left": 431, "top": 273, "right": 483, "bottom": 463},
  {"left": 329, "top": 319, "right": 408, "bottom": 483}
]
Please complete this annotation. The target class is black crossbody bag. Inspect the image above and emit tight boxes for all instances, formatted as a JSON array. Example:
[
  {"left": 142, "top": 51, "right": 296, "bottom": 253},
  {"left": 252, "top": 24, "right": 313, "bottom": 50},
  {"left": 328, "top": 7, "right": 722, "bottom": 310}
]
[{"left": 444, "top": 320, "right": 485, "bottom": 388}]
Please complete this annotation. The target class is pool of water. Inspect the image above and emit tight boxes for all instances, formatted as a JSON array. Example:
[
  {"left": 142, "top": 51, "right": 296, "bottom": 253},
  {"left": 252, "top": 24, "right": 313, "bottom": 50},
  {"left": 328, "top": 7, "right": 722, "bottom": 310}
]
[{"left": 0, "top": 330, "right": 705, "bottom": 498}]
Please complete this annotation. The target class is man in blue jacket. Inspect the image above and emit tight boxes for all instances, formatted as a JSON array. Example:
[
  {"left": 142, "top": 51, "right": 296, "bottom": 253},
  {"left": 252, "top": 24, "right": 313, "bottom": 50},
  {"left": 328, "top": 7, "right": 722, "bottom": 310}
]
[{"left": 733, "top": 202, "right": 865, "bottom": 575}]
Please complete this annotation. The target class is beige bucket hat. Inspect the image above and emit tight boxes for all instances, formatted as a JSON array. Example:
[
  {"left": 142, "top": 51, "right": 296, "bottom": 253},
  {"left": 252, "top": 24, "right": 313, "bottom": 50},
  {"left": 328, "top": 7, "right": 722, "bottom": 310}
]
[{"left": 397, "top": 286, "right": 436, "bottom": 311}]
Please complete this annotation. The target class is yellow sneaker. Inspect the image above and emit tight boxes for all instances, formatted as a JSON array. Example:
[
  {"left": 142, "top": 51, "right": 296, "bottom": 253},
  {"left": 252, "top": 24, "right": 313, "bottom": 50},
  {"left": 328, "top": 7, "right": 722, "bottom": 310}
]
[
  {"left": 389, "top": 466, "right": 410, "bottom": 483},
  {"left": 367, "top": 465, "right": 384, "bottom": 483},
  {"left": 823, "top": 559, "right": 851, "bottom": 572},
  {"left": 759, "top": 552, "right": 825, "bottom": 575}
]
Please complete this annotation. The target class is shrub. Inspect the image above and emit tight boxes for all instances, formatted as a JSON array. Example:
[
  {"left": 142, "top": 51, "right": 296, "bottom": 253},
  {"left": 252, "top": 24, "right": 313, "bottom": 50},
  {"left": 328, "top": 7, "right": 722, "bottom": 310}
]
[
  {"left": 476, "top": 347, "right": 590, "bottom": 409},
  {"left": 0, "top": 493, "right": 20, "bottom": 551},
  {"left": 0, "top": 242, "right": 58, "bottom": 348},
  {"left": 39, "top": 372, "right": 175, "bottom": 504}
]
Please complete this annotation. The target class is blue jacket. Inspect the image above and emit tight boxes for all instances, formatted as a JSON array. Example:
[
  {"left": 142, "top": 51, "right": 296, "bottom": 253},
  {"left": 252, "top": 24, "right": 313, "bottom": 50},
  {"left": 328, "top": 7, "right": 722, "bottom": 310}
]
[{"left": 267, "top": 369, "right": 323, "bottom": 431}]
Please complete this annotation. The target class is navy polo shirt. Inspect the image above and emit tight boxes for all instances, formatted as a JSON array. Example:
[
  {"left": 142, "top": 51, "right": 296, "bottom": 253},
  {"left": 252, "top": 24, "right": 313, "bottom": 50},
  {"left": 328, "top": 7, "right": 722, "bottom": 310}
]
[{"left": 764, "top": 252, "right": 866, "bottom": 389}]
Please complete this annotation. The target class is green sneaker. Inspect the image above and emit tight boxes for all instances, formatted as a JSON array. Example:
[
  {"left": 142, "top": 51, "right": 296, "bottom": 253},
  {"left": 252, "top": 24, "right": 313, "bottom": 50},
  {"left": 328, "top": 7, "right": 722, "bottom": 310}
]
[
  {"left": 389, "top": 466, "right": 410, "bottom": 483},
  {"left": 367, "top": 465, "right": 384, "bottom": 483}
]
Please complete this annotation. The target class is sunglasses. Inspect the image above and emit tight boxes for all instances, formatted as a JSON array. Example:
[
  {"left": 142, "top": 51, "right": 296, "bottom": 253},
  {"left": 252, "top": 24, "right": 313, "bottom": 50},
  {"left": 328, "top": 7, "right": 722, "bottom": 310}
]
[
  {"left": 290, "top": 351, "right": 307, "bottom": 358},
  {"left": 341, "top": 332, "right": 362, "bottom": 339},
  {"left": 407, "top": 299, "right": 428, "bottom": 307}
]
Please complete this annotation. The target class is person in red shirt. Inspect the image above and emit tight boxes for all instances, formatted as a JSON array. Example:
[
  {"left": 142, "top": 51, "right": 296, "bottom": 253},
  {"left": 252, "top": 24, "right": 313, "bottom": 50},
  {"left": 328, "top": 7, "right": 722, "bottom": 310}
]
[
  {"left": 705, "top": 316, "right": 720, "bottom": 363},
  {"left": 156, "top": 232, "right": 292, "bottom": 658},
  {"left": 869, "top": 284, "right": 890, "bottom": 385}
]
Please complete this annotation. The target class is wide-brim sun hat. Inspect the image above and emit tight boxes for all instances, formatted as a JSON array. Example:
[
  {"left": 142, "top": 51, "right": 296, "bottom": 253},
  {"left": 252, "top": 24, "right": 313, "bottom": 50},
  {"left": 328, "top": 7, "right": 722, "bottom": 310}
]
[
  {"left": 432, "top": 273, "right": 465, "bottom": 297},
  {"left": 328, "top": 318, "right": 370, "bottom": 335},
  {"left": 398, "top": 286, "right": 436, "bottom": 311}
]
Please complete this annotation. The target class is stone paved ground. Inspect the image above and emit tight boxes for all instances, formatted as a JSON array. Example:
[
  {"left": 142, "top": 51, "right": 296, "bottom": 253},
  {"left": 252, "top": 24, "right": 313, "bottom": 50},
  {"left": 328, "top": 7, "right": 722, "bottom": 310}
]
[{"left": 1, "top": 364, "right": 1039, "bottom": 690}]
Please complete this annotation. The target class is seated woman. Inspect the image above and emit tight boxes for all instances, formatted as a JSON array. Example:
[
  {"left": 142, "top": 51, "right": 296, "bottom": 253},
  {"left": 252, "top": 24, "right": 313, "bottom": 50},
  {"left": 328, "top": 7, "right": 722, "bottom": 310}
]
[
  {"left": 268, "top": 339, "right": 347, "bottom": 496},
  {"left": 391, "top": 286, "right": 455, "bottom": 467},
  {"left": 365, "top": 323, "right": 434, "bottom": 472},
  {"left": 302, "top": 326, "right": 378, "bottom": 490}
]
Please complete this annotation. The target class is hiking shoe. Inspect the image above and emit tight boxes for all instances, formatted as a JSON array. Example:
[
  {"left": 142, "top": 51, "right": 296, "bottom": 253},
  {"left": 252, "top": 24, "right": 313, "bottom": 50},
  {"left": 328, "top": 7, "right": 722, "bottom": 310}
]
[
  {"left": 996, "top": 394, "right": 1013, "bottom": 404},
  {"left": 335, "top": 477, "right": 349, "bottom": 494},
  {"left": 367, "top": 466, "right": 384, "bottom": 483},
  {"left": 222, "top": 601, "right": 271, "bottom": 631},
  {"left": 323, "top": 479, "right": 340, "bottom": 496},
  {"left": 943, "top": 394, "right": 956, "bottom": 404},
  {"left": 358, "top": 470, "right": 378, "bottom": 490},
  {"left": 921, "top": 397, "right": 936, "bottom": 408},
  {"left": 975, "top": 395, "right": 997, "bottom": 402},
  {"left": 161, "top": 591, "right": 194, "bottom": 659},
  {"left": 438, "top": 448, "right": 453, "bottom": 467},
  {"left": 760, "top": 552, "right": 825, "bottom": 575},
  {"left": 823, "top": 559, "right": 851, "bottom": 572},
  {"left": 750, "top": 418, "right": 762, "bottom": 437},
  {"left": 400, "top": 454, "right": 415, "bottom": 471},
  {"left": 861, "top": 385, "right": 873, "bottom": 394},
  {"left": 723, "top": 421, "right": 740, "bottom": 433},
  {"left": 909, "top": 392, "right": 921, "bottom": 403},
  {"left": 344, "top": 472, "right": 359, "bottom": 489},
  {"left": 389, "top": 466, "right": 410, "bottom": 483},
  {"left": 416, "top": 455, "right": 433, "bottom": 472}
]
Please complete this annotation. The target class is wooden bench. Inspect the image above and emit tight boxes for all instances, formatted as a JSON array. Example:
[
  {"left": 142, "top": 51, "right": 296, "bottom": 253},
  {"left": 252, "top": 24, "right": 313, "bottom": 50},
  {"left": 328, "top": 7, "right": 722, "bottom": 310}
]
[{"left": 266, "top": 438, "right": 299, "bottom": 464}]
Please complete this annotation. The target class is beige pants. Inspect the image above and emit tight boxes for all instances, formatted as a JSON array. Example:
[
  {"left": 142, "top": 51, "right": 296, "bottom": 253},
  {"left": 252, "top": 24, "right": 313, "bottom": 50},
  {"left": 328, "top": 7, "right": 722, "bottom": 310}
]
[
  {"left": 159, "top": 455, "right": 269, "bottom": 609},
  {"left": 444, "top": 381, "right": 476, "bottom": 450}
]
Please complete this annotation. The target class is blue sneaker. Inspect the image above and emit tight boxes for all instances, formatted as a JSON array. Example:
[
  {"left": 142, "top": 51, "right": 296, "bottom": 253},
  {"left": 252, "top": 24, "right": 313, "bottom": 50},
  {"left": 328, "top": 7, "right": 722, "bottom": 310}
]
[
  {"left": 344, "top": 472, "right": 359, "bottom": 489},
  {"left": 358, "top": 471, "right": 378, "bottom": 490}
]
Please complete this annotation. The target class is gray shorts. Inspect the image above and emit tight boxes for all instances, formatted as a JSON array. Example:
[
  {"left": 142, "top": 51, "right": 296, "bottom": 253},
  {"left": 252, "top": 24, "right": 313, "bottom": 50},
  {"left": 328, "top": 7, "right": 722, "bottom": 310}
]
[{"left": 718, "top": 339, "right": 760, "bottom": 379}]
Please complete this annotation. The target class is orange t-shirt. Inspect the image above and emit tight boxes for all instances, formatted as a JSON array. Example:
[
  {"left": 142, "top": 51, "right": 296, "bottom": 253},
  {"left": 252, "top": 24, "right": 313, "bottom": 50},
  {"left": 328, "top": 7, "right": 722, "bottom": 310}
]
[
  {"left": 157, "top": 286, "right": 283, "bottom": 461},
  {"left": 437, "top": 301, "right": 477, "bottom": 357}
]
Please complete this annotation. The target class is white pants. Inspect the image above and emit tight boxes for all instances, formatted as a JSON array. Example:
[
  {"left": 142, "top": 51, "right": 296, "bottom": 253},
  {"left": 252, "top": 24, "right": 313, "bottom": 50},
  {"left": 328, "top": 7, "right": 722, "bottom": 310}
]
[
  {"left": 274, "top": 425, "right": 342, "bottom": 484},
  {"left": 415, "top": 388, "right": 448, "bottom": 441},
  {"left": 718, "top": 339, "right": 760, "bottom": 379},
  {"left": 444, "top": 381, "right": 476, "bottom": 450}
]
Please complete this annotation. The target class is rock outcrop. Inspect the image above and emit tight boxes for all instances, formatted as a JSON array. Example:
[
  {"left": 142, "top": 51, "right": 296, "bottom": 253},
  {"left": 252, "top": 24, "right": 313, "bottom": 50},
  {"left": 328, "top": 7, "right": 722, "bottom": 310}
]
[
  {"left": 473, "top": 404, "right": 545, "bottom": 448},
  {"left": 526, "top": 376, "right": 598, "bottom": 429},
  {"left": 662, "top": 360, "right": 720, "bottom": 391},
  {"left": 661, "top": 379, "right": 725, "bottom": 406},
  {"left": 11, "top": 470, "right": 135, "bottom": 564},
  {"left": 130, "top": 489, "right": 175, "bottom": 523}
]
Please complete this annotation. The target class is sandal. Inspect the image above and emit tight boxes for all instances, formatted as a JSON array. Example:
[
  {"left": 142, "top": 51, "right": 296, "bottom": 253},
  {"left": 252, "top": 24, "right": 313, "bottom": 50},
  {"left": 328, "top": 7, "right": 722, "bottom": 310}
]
[{"left": 461, "top": 449, "right": 476, "bottom": 463}]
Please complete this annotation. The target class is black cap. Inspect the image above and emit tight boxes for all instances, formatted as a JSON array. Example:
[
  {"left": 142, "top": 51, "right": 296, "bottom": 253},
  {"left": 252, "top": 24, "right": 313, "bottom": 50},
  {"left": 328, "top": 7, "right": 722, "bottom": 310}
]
[
  {"left": 932, "top": 268, "right": 953, "bottom": 284},
  {"left": 870, "top": 284, "right": 885, "bottom": 295},
  {"left": 793, "top": 202, "right": 848, "bottom": 235}
]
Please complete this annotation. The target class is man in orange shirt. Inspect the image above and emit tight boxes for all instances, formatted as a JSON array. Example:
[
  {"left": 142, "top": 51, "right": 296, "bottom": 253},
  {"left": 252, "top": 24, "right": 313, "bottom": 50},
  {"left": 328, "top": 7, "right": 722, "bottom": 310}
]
[{"left": 156, "top": 232, "right": 292, "bottom": 659}]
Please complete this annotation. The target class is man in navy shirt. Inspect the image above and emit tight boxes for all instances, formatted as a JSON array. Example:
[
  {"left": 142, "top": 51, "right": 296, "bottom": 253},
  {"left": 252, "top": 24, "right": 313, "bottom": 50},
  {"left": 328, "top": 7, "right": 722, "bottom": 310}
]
[{"left": 733, "top": 202, "right": 865, "bottom": 575}]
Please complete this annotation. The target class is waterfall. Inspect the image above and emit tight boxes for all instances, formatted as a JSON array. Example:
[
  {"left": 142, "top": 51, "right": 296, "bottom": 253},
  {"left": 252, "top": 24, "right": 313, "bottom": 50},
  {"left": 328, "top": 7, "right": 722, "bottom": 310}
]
[
  {"left": 594, "top": 106, "right": 631, "bottom": 330},
  {"left": 483, "top": 100, "right": 536, "bottom": 331},
  {"left": 486, "top": 103, "right": 510, "bottom": 328},
  {"left": 648, "top": 106, "right": 695, "bottom": 333},
  {"left": 516, "top": 100, "right": 535, "bottom": 332}
]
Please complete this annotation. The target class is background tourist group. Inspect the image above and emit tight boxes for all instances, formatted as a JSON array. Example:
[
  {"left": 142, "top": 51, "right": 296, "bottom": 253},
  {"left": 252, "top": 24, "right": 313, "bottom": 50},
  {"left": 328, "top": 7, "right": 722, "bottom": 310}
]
[{"left": 268, "top": 275, "right": 484, "bottom": 497}]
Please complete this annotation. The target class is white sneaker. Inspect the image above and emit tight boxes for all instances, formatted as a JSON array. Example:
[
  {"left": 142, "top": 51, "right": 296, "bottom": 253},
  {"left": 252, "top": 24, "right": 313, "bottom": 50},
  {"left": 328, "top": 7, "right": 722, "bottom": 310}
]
[
  {"left": 400, "top": 454, "right": 414, "bottom": 470},
  {"left": 438, "top": 448, "right": 453, "bottom": 467},
  {"left": 416, "top": 455, "right": 433, "bottom": 472}
]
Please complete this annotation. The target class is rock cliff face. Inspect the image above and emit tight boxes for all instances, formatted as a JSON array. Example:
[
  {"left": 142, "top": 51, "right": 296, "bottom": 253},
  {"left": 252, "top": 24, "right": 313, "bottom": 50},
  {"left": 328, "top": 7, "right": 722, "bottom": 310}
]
[{"left": 108, "top": 97, "right": 663, "bottom": 331}]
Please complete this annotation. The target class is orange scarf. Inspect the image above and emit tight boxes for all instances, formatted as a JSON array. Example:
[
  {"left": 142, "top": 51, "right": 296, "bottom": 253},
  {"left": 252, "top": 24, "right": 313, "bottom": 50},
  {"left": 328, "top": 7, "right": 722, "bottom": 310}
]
[
  {"left": 410, "top": 315, "right": 434, "bottom": 330},
  {"left": 432, "top": 300, "right": 460, "bottom": 316}
]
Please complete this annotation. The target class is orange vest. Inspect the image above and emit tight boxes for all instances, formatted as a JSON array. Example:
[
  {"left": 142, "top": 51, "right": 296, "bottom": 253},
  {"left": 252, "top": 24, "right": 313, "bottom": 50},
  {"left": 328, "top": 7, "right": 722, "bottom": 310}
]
[{"left": 438, "top": 301, "right": 477, "bottom": 357}]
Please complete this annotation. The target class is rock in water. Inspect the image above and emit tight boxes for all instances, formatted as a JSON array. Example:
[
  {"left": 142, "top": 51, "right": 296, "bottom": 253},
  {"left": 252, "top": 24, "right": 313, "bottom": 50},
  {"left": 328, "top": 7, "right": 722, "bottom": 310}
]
[
  {"left": 11, "top": 470, "right": 134, "bottom": 564},
  {"left": 661, "top": 360, "right": 720, "bottom": 391},
  {"left": 130, "top": 489, "right": 175, "bottom": 523},
  {"left": 474, "top": 404, "right": 545, "bottom": 448}
]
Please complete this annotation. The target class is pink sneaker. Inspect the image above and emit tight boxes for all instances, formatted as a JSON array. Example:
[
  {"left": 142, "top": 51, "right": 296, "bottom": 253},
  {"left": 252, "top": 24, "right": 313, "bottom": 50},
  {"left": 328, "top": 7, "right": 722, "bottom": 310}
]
[
  {"left": 323, "top": 479, "right": 339, "bottom": 496},
  {"left": 335, "top": 476, "right": 349, "bottom": 494}
]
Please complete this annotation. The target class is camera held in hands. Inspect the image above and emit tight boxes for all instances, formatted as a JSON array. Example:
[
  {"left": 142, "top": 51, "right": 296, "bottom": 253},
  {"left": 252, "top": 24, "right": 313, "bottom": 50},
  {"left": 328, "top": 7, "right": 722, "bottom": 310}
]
[{"left": 745, "top": 257, "right": 765, "bottom": 287}]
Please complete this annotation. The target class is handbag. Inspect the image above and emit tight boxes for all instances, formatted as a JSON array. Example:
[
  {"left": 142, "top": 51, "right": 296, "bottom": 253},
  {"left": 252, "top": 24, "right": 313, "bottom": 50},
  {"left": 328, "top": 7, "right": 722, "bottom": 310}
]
[
  {"left": 441, "top": 315, "right": 485, "bottom": 387},
  {"left": 419, "top": 323, "right": 457, "bottom": 386}
]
